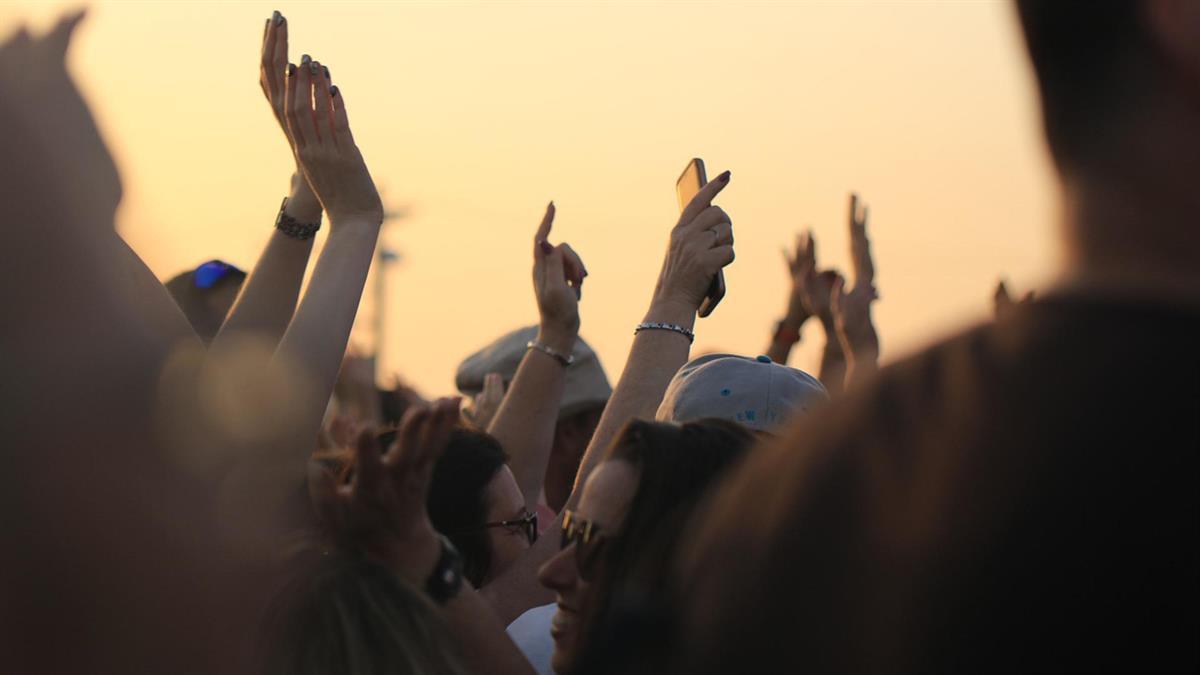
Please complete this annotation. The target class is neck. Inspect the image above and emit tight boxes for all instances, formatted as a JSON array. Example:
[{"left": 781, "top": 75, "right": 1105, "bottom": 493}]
[{"left": 1056, "top": 146, "right": 1200, "bottom": 306}]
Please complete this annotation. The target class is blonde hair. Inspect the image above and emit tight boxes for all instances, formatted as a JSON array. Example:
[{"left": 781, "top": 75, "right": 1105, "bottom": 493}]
[{"left": 260, "top": 545, "right": 468, "bottom": 675}]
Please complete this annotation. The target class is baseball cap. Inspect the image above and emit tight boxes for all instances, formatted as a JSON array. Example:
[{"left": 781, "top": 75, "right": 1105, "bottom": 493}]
[
  {"left": 655, "top": 353, "right": 827, "bottom": 432},
  {"left": 455, "top": 325, "right": 612, "bottom": 419}
]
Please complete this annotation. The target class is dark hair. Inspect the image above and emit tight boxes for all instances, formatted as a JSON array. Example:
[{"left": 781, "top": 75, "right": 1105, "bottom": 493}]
[
  {"left": 1015, "top": 0, "right": 1157, "bottom": 171},
  {"left": 164, "top": 260, "right": 247, "bottom": 342},
  {"left": 260, "top": 546, "right": 467, "bottom": 675},
  {"left": 426, "top": 428, "right": 509, "bottom": 587},
  {"left": 570, "top": 418, "right": 755, "bottom": 675}
]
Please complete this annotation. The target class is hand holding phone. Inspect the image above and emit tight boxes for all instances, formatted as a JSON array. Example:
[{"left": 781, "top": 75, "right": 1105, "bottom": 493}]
[{"left": 676, "top": 158, "right": 728, "bottom": 318}]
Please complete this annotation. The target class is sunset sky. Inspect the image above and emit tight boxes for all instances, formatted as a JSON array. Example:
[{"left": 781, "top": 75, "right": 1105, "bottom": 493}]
[{"left": 2, "top": 1, "right": 1061, "bottom": 396}]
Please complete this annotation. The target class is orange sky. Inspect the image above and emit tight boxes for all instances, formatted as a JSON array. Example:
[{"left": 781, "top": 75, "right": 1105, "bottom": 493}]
[{"left": 3, "top": 1, "right": 1060, "bottom": 396}]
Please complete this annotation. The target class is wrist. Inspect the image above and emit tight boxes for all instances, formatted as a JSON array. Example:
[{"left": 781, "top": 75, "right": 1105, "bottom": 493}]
[
  {"left": 537, "top": 324, "right": 578, "bottom": 354},
  {"left": 285, "top": 184, "right": 322, "bottom": 224},
  {"left": 644, "top": 297, "right": 697, "bottom": 328}
]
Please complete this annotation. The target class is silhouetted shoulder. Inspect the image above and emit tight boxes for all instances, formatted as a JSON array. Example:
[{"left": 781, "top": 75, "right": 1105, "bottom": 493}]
[{"left": 675, "top": 294, "right": 1200, "bottom": 675}]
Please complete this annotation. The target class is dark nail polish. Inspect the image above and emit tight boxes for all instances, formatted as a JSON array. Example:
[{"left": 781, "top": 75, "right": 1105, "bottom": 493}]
[
  {"left": 323, "top": 66, "right": 330, "bottom": 80},
  {"left": 287, "top": 63, "right": 296, "bottom": 77},
  {"left": 718, "top": 170, "right": 731, "bottom": 182},
  {"left": 310, "top": 61, "right": 320, "bottom": 75},
  {"left": 330, "top": 85, "right": 339, "bottom": 97},
  {"left": 272, "top": 10, "right": 282, "bottom": 26},
  {"left": 539, "top": 241, "right": 554, "bottom": 255},
  {"left": 301, "top": 54, "right": 311, "bottom": 65}
]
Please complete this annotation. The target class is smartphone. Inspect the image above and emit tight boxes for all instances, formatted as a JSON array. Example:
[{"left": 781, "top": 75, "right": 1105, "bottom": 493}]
[{"left": 676, "top": 157, "right": 726, "bottom": 318}]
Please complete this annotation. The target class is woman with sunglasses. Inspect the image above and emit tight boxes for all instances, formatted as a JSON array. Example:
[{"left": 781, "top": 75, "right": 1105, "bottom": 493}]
[{"left": 536, "top": 418, "right": 754, "bottom": 675}]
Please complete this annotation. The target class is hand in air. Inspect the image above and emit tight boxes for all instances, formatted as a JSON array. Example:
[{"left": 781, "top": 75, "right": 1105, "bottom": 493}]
[
  {"left": 533, "top": 202, "right": 587, "bottom": 340},
  {"left": 309, "top": 397, "right": 461, "bottom": 585},
  {"left": 830, "top": 193, "right": 880, "bottom": 354},
  {"left": 0, "top": 10, "right": 122, "bottom": 225},
  {"left": 284, "top": 54, "right": 383, "bottom": 226},
  {"left": 260, "top": 12, "right": 321, "bottom": 220},
  {"left": 653, "top": 170, "right": 735, "bottom": 314}
]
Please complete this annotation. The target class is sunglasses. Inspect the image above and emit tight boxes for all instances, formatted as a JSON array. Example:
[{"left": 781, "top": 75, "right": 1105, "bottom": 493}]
[
  {"left": 560, "top": 509, "right": 608, "bottom": 581},
  {"left": 454, "top": 510, "right": 538, "bottom": 545},
  {"left": 192, "top": 260, "right": 242, "bottom": 289}
]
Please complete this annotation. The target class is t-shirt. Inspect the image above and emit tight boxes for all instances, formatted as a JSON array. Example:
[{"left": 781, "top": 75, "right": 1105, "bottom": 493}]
[
  {"left": 673, "top": 294, "right": 1200, "bottom": 674},
  {"left": 507, "top": 602, "right": 556, "bottom": 675}
]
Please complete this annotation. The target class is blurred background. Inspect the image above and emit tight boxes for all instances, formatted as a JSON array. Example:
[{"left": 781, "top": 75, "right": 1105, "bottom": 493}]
[{"left": 1, "top": 0, "right": 1058, "bottom": 395}]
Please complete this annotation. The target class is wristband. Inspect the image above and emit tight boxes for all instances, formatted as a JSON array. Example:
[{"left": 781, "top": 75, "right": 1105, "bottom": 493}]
[
  {"left": 275, "top": 196, "right": 322, "bottom": 240},
  {"left": 635, "top": 321, "right": 695, "bottom": 343},
  {"left": 526, "top": 340, "right": 574, "bottom": 367},
  {"left": 773, "top": 320, "right": 801, "bottom": 345}
]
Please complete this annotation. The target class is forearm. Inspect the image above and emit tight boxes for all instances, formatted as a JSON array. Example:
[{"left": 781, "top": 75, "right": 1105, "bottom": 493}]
[
  {"left": 839, "top": 318, "right": 880, "bottom": 388},
  {"left": 766, "top": 314, "right": 806, "bottom": 365},
  {"left": 567, "top": 298, "right": 693, "bottom": 508},
  {"left": 817, "top": 318, "right": 847, "bottom": 396},
  {"left": 270, "top": 222, "right": 380, "bottom": 459},
  {"left": 214, "top": 184, "right": 320, "bottom": 348},
  {"left": 488, "top": 325, "right": 574, "bottom": 510}
]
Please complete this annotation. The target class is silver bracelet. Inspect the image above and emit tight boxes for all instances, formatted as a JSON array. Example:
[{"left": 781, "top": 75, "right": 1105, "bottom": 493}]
[
  {"left": 526, "top": 340, "right": 574, "bottom": 367},
  {"left": 634, "top": 321, "right": 695, "bottom": 343},
  {"left": 275, "top": 196, "right": 322, "bottom": 241}
]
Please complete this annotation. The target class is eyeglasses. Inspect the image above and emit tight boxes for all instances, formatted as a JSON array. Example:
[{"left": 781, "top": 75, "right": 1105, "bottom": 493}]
[
  {"left": 192, "top": 260, "right": 242, "bottom": 289},
  {"left": 467, "top": 510, "right": 538, "bottom": 545},
  {"left": 560, "top": 509, "right": 608, "bottom": 581}
]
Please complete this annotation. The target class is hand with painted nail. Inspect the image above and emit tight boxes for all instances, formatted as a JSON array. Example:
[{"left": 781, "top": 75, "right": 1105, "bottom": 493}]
[
  {"left": 308, "top": 398, "right": 462, "bottom": 585},
  {"left": 259, "top": 11, "right": 322, "bottom": 221},
  {"left": 533, "top": 202, "right": 585, "bottom": 345},
  {"left": 652, "top": 170, "right": 735, "bottom": 315},
  {"left": 284, "top": 55, "right": 383, "bottom": 227}
]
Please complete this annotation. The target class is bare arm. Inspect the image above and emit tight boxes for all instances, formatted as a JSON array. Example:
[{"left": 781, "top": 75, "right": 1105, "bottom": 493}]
[
  {"left": 481, "top": 169, "right": 738, "bottom": 625},
  {"left": 766, "top": 232, "right": 815, "bottom": 364},
  {"left": 831, "top": 193, "right": 880, "bottom": 387},
  {"left": 266, "top": 54, "right": 384, "bottom": 465},
  {"left": 487, "top": 202, "right": 586, "bottom": 510},
  {"left": 212, "top": 15, "right": 320, "bottom": 351}
]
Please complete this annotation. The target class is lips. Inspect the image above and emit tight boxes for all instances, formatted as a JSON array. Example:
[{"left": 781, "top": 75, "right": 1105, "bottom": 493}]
[{"left": 549, "top": 604, "right": 577, "bottom": 640}]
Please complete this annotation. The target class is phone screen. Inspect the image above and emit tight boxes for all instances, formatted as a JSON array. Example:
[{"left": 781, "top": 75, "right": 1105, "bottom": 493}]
[{"left": 675, "top": 158, "right": 726, "bottom": 318}]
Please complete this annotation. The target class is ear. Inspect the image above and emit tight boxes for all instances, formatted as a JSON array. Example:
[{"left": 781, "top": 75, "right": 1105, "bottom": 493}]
[{"left": 1146, "top": 0, "right": 1200, "bottom": 89}]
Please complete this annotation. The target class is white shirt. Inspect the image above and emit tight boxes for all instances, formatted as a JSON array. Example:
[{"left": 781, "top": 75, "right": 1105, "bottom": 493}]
[{"left": 506, "top": 602, "right": 556, "bottom": 675}]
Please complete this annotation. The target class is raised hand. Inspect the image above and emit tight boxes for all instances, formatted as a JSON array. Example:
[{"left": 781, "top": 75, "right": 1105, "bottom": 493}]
[
  {"left": 533, "top": 202, "right": 586, "bottom": 342},
  {"left": 830, "top": 193, "right": 880, "bottom": 380},
  {"left": 0, "top": 10, "right": 122, "bottom": 227},
  {"left": 652, "top": 170, "right": 735, "bottom": 316},
  {"left": 994, "top": 279, "right": 1034, "bottom": 321},
  {"left": 309, "top": 397, "right": 462, "bottom": 585},
  {"left": 284, "top": 55, "right": 383, "bottom": 226},
  {"left": 260, "top": 11, "right": 322, "bottom": 221},
  {"left": 467, "top": 372, "right": 506, "bottom": 430}
]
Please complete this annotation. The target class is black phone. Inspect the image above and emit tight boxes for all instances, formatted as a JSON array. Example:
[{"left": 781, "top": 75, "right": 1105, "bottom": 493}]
[{"left": 676, "top": 158, "right": 726, "bottom": 318}]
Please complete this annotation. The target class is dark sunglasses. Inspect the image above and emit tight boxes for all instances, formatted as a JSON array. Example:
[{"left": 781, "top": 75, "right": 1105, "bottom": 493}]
[
  {"left": 192, "top": 260, "right": 242, "bottom": 289},
  {"left": 560, "top": 509, "right": 608, "bottom": 581},
  {"left": 453, "top": 510, "right": 538, "bottom": 546}
]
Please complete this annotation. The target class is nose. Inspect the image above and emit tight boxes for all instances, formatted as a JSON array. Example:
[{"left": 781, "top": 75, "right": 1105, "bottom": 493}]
[{"left": 537, "top": 544, "right": 578, "bottom": 593}]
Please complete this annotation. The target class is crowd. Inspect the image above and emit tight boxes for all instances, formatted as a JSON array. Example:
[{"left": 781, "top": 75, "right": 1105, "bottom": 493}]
[{"left": 1, "top": 2, "right": 1196, "bottom": 674}]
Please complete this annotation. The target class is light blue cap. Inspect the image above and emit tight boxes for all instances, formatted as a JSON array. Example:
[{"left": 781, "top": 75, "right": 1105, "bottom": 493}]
[{"left": 655, "top": 353, "right": 827, "bottom": 432}]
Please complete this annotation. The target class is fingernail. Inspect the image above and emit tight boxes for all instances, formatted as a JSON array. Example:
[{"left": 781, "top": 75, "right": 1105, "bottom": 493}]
[
  {"left": 330, "top": 85, "right": 339, "bottom": 97},
  {"left": 301, "top": 54, "right": 311, "bottom": 65},
  {"left": 272, "top": 10, "right": 282, "bottom": 26},
  {"left": 310, "top": 61, "right": 320, "bottom": 75},
  {"left": 287, "top": 63, "right": 296, "bottom": 77},
  {"left": 323, "top": 65, "right": 330, "bottom": 80},
  {"left": 539, "top": 241, "right": 554, "bottom": 255},
  {"left": 718, "top": 170, "right": 731, "bottom": 182}
]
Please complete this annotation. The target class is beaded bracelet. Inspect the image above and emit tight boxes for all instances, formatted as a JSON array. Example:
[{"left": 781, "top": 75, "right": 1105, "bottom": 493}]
[
  {"left": 634, "top": 321, "right": 695, "bottom": 343},
  {"left": 275, "top": 196, "right": 322, "bottom": 241},
  {"left": 526, "top": 340, "right": 574, "bottom": 367}
]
